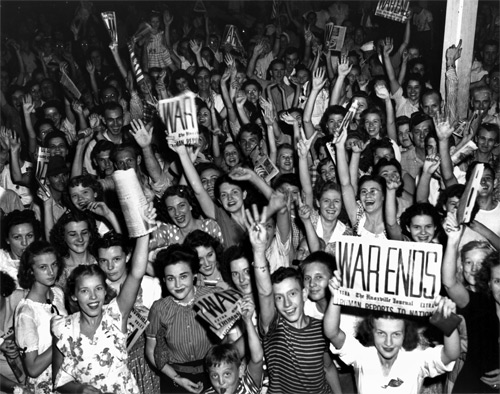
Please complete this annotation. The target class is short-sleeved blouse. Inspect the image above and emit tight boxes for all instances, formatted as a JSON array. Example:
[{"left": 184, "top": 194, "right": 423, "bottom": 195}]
[
  {"left": 146, "top": 286, "right": 218, "bottom": 368},
  {"left": 15, "top": 287, "right": 67, "bottom": 394},
  {"left": 51, "top": 299, "right": 139, "bottom": 394}
]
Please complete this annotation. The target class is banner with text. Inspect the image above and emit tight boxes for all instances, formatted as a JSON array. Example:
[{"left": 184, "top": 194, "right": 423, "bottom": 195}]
[
  {"left": 334, "top": 237, "right": 442, "bottom": 316},
  {"left": 158, "top": 92, "right": 199, "bottom": 145}
]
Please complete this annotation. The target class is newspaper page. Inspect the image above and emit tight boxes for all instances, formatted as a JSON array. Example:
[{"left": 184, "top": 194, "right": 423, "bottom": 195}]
[
  {"left": 254, "top": 155, "right": 279, "bottom": 183},
  {"left": 194, "top": 289, "right": 242, "bottom": 339},
  {"left": 158, "top": 92, "right": 199, "bottom": 145},
  {"left": 35, "top": 147, "right": 51, "bottom": 198},
  {"left": 127, "top": 307, "right": 149, "bottom": 351},
  {"left": 112, "top": 169, "right": 156, "bottom": 237},
  {"left": 457, "top": 163, "right": 484, "bottom": 224},
  {"left": 101, "top": 11, "right": 118, "bottom": 45},
  {"left": 375, "top": 0, "right": 410, "bottom": 23},
  {"left": 60, "top": 70, "right": 82, "bottom": 100},
  {"left": 333, "top": 236, "right": 442, "bottom": 316},
  {"left": 325, "top": 23, "right": 346, "bottom": 51}
]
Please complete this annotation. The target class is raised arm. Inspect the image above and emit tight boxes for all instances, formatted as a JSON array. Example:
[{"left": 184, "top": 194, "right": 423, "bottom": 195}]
[
  {"left": 415, "top": 154, "right": 441, "bottom": 203},
  {"left": 382, "top": 38, "right": 400, "bottom": 95},
  {"left": 329, "top": 56, "right": 351, "bottom": 106},
  {"left": 297, "top": 202, "right": 321, "bottom": 253},
  {"left": 22, "top": 95, "right": 38, "bottom": 157},
  {"left": 117, "top": 231, "right": 151, "bottom": 328},
  {"left": 303, "top": 67, "right": 327, "bottom": 138},
  {"left": 248, "top": 208, "right": 276, "bottom": 334},
  {"left": 384, "top": 174, "right": 404, "bottom": 240},
  {"left": 435, "top": 296, "right": 461, "bottom": 365},
  {"left": 441, "top": 213, "right": 470, "bottom": 308},
  {"left": 375, "top": 82, "right": 397, "bottom": 141},
  {"left": 333, "top": 128, "right": 358, "bottom": 226},
  {"left": 240, "top": 295, "right": 264, "bottom": 387},
  {"left": 434, "top": 114, "right": 458, "bottom": 187},
  {"left": 323, "top": 274, "right": 346, "bottom": 349},
  {"left": 130, "top": 119, "right": 163, "bottom": 183},
  {"left": 297, "top": 132, "right": 317, "bottom": 207},
  {"left": 444, "top": 40, "right": 461, "bottom": 127},
  {"left": 169, "top": 140, "right": 216, "bottom": 219},
  {"left": 109, "top": 43, "right": 128, "bottom": 81}
]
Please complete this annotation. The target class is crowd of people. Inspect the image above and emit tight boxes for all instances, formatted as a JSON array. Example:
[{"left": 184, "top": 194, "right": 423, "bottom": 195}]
[{"left": 0, "top": 0, "right": 499, "bottom": 393}]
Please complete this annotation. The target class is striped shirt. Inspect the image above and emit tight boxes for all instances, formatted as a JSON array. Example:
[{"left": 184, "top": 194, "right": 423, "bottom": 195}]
[
  {"left": 146, "top": 286, "right": 218, "bottom": 369},
  {"left": 261, "top": 315, "right": 332, "bottom": 394}
]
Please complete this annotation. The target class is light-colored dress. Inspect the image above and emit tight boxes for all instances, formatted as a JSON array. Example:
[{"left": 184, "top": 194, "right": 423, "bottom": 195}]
[
  {"left": 51, "top": 299, "right": 139, "bottom": 394},
  {"left": 14, "top": 287, "right": 67, "bottom": 394}
]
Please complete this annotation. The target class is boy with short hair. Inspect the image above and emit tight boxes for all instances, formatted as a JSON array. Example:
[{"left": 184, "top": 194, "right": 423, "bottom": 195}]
[{"left": 203, "top": 297, "right": 263, "bottom": 394}]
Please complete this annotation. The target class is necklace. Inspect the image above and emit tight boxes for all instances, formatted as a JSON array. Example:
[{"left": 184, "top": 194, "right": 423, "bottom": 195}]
[{"left": 172, "top": 287, "right": 197, "bottom": 307}]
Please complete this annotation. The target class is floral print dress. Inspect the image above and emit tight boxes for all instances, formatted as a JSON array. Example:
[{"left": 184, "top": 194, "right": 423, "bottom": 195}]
[{"left": 51, "top": 299, "right": 139, "bottom": 394}]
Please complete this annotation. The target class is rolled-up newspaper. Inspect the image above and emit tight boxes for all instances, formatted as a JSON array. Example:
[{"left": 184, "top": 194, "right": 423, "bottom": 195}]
[
  {"left": 112, "top": 169, "right": 156, "bottom": 237},
  {"left": 101, "top": 11, "right": 118, "bottom": 45}
]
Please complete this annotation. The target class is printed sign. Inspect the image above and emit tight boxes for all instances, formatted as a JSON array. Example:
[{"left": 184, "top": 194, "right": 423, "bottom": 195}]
[
  {"left": 254, "top": 155, "right": 279, "bottom": 183},
  {"left": 375, "top": 0, "right": 410, "bottom": 23},
  {"left": 127, "top": 307, "right": 149, "bottom": 351},
  {"left": 158, "top": 92, "right": 199, "bottom": 145},
  {"left": 325, "top": 23, "right": 346, "bottom": 51},
  {"left": 195, "top": 289, "right": 242, "bottom": 339},
  {"left": 457, "top": 163, "right": 484, "bottom": 224},
  {"left": 333, "top": 237, "right": 442, "bottom": 316}
]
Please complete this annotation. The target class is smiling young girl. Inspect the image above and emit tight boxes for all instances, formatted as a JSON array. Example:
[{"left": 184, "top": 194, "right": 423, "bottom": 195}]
[{"left": 15, "top": 241, "right": 67, "bottom": 394}]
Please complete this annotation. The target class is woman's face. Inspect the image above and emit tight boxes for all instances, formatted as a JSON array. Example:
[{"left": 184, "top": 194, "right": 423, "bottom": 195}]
[
  {"left": 397, "top": 124, "right": 412, "bottom": 148},
  {"left": 229, "top": 257, "right": 252, "bottom": 295},
  {"left": 64, "top": 221, "right": 91, "bottom": 255},
  {"left": 29, "top": 83, "right": 42, "bottom": 103},
  {"left": 326, "top": 113, "right": 343, "bottom": 135},
  {"left": 218, "top": 182, "right": 245, "bottom": 213},
  {"left": 72, "top": 274, "right": 106, "bottom": 318},
  {"left": 150, "top": 16, "right": 161, "bottom": 31},
  {"left": 98, "top": 246, "right": 128, "bottom": 284},
  {"left": 175, "top": 77, "right": 190, "bottom": 93},
  {"left": 197, "top": 107, "right": 211, "bottom": 128},
  {"left": 37, "top": 123, "right": 54, "bottom": 143},
  {"left": 407, "top": 214, "right": 436, "bottom": 243},
  {"left": 354, "top": 98, "right": 368, "bottom": 119},
  {"left": 364, "top": 113, "right": 382, "bottom": 139},
  {"left": 303, "top": 262, "right": 331, "bottom": 302},
  {"left": 372, "top": 318, "right": 405, "bottom": 362},
  {"left": 462, "top": 248, "right": 489, "bottom": 286},
  {"left": 201, "top": 169, "right": 220, "bottom": 199},
  {"left": 196, "top": 246, "right": 218, "bottom": 277},
  {"left": 320, "top": 161, "right": 336, "bottom": 183},
  {"left": 47, "top": 137, "right": 68, "bottom": 158},
  {"left": 377, "top": 165, "right": 400, "bottom": 184},
  {"left": 359, "top": 180, "right": 384, "bottom": 213},
  {"left": 166, "top": 195, "right": 193, "bottom": 228},
  {"left": 164, "top": 262, "right": 195, "bottom": 302},
  {"left": 69, "top": 184, "right": 97, "bottom": 211},
  {"left": 223, "top": 144, "right": 241, "bottom": 169},
  {"left": 318, "top": 189, "right": 342, "bottom": 222},
  {"left": 7, "top": 223, "right": 35, "bottom": 259},
  {"left": 32, "top": 253, "right": 59, "bottom": 288}
]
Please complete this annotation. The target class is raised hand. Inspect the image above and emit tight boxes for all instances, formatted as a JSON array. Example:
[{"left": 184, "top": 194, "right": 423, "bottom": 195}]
[
  {"left": 299, "top": 128, "right": 318, "bottom": 153},
  {"left": 224, "top": 53, "right": 234, "bottom": 67},
  {"left": 235, "top": 90, "right": 247, "bottom": 107},
  {"left": 374, "top": 81, "right": 390, "bottom": 100},
  {"left": 72, "top": 100, "right": 84, "bottom": 114},
  {"left": 130, "top": 119, "right": 153, "bottom": 148},
  {"left": 433, "top": 295, "right": 456, "bottom": 319},
  {"left": 297, "top": 202, "right": 312, "bottom": 222},
  {"left": 351, "top": 139, "right": 368, "bottom": 154},
  {"left": 239, "top": 295, "right": 256, "bottom": 322},
  {"left": 385, "top": 172, "right": 402, "bottom": 191},
  {"left": 311, "top": 67, "right": 327, "bottom": 91},
  {"left": 260, "top": 97, "right": 276, "bottom": 125},
  {"left": 167, "top": 136, "right": 188, "bottom": 156},
  {"left": 163, "top": 9, "right": 174, "bottom": 26},
  {"left": 253, "top": 41, "right": 265, "bottom": 57},
  {"left": 382, "top": 37, "right": 394, "bottom": 56},
  {"left": 446, "top": 39, "right": 462, "bottom": 63},
  {"left": 442, "top": 211, "right": 463, "bottom": 242},
  {"left": 304, "top": 26, "right": 313, "bottom": 45},
  {"left": 229, "top": 167, "right": 254, "bottom": 182},
  {"left": 189, "top": 40, "right": 201, "bottom": 55},
  {"left": 22, "top": 94, "right": 35, "bottom": 115},
  {"left": 280, "top": 111, "right": 298, "bottom": 125},
  {"left": 332, "top": 124, "right": 348, "bottom": 146},
  {"left": 337, "top": 54, "right": 352, "bottom": 78},
  {"left": 422, "top": 154, "right": 441, "bottom": 175},
  {"left": 86, "top": 60, "right": 95, "bottom": 75},
  {"left": 246, "top": 204, "right": 269, "bottom": 253},
  {"left": 433, "top": 112, "right": 453, "bottom": 141},
  {"left": 86, "top": 201, "right": 112, "bottom": 217}
]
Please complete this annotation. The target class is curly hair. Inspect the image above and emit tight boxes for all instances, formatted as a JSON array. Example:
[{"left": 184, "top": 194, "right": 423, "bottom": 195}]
[
  {"left": 359, "top": 106, "right": 387, "bottom": 139},
  {"left": 476, "top": 250, "right": 500, "bottom": 295},
  {"left": 155, "top": 243, "right": 200, "bottom": 279},
  {"left": 49, "top": 211, "right": 99, "bottom": 258},
  {"left": 373, "top": 158, "right": 404, "bottom": 197},
  {"left": 205, "top": 343, "right": 241, "bottom": 369},
  {"left": 68, "top": 174, "right": 104, "bottom": 203},
  {"left": 1, "top": 209, "right": 41, "bottom": 251},
  {"left": 18, "top": 241, "right": 64, "bottom": 290},
  {"left": 162, "top": 185, "right": 202, "bottom": 221},
  {"left": 357, "top": 175, "right": 387, "bottom": 200},
  {"left": 319, "top": 105, "right": 347, "bottom": 136},
  {"left": 271, "top": 266, "right": 303, "bottom": 287},
  {"left": 299, "top": 251, "right": 337, "bottom": 274},
  {"left": 400, "top": 202, "right": 444, "bottom": 242},
  {"left": 92, "top": 231, "right": 131, "bottom": 259},
  {"left": 356, "top": 313, "right": 420, "bottom": 351},
  {"left": 184, "top": 230, "right": 223, "bottom": 265}
]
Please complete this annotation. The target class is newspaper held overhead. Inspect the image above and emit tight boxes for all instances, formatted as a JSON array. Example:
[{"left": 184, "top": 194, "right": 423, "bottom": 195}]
[
  {"left": 35, "top": 147, "right": 51, "bottom": 198},
  {"left": 334, "top": 236, "right": 443, "bottom": 316},
  {"left": 101, "top": 11, "right": 118, "bottom": 45},
  {"left": 158, "top": 92, "right": 199, "bottom": 145},
  {"left": 112, "top": 169, "right": 156, "bottom": 237},
  {"left": 254, "top": 155, "right": 279, "bottom": 184},
  {"left": 60, "top": 69, "right": 82, "bottom": 100},
  {"left": 375, "top": 0, "right": 411, "bottom": 23},
  {"left": 324, "top": 23, "right": 346, "bottom": 52},
  {"left": 457, "top": 163, "right": 484, "bottom": 224}
]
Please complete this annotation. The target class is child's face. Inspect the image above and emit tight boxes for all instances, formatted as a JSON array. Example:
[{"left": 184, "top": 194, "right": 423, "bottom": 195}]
[{"left": 208, "top": 362, "right": 240, "bottom": 394}]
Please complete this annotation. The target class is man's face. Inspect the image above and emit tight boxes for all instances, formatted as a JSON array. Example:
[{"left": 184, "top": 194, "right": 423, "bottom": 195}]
[
  {"left": 101, "top": 87, "right": 118, "bottom": 103},
  {"left": 47, "top": 172, "right": 69, "bottom": 192},
  {"left": 481, "top": 45, "right": 499, "bottom": 68},
  {"left": 44, "top": 107, "right": 62, "bottom": 127},
  {"left": 94, "top": 150, "right": 114, "bottom": 176},
  {"left": 244, "top": 83, "right": 260, "bottom": 104},
  {"left": 488, "top": 71, "right": 500, "bottom": 94},
  {"left": 196, "top": 69, "right": 210, "bottom": 91},
  {"left": 277, "top": 148, "right": 294, "bottom": 173},
  {"left": 471, "top": 90, "right": 492, "bottom": 113},
  {"left": 373, "top": 147, "right": 394, "bottom": 164},
  {"left": 408, "top": 48, "right": 420, "bottom": 59},
  {"left": 303, "top": 262, "right": 331, "bottom": 302},
  {"left": 397, "top": 124, "right": 413, "bottom": 148},
  {"left": 270, "top": 62, "right": 286, "bottom": 83},
  {"left": 114, "top": 148, "right": 139, "bottom": 171},
  {"left": 238, "top": 131, "right": 260, "bottom": 158},
  {"left": 412, "top": 120, "right": 432, "bottom": 149},
  {"left": 421, "top": 93, "right": 441, "bottom": 117},
  {"left": 476, "top": 128, "right": 499, "bottom": 154},
  {"left": 285, "top": 52, "right": 299, "bottom": 73},
  {"left": 104, "top": 108, "right": 124, "bottom": 136},
  {"left": 272, "top": 277, "right": 307, "bottom": 324}
]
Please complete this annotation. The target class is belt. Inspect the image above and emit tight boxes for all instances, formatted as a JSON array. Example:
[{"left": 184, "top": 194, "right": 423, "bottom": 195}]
[{"left": 171, "top": 363, "right": 204, "bottom": 374}]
